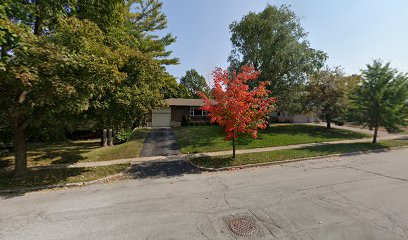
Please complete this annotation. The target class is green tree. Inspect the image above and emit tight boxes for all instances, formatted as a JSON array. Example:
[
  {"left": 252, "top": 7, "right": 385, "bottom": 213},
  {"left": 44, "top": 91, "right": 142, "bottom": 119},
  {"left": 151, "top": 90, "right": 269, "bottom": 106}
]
[
  {"left": 1, "top": 14, "right": 128, "bottom": 176},
  {"left": 350, "top": 60, "right": 408, "bottom": 143},
  {"left": 161, "top": 74, "right": 191, "bottom": 99},
  {"left": 180, "top": 69, "right": 210, "bottom": 98},
  {"left": 229, "top": 4, "right": 326, "bottom": 112},
  {"left": 1, "top": 0, "right": 178, "bottom": 176},
  {"left": 305, "top": 67, "right": 358, "bottom": 129},
  {"left": 126, "top": 0, "right": 179, "bottom": 65},
  {"left": 77, "top": 0, "right": 179, "bottom": 142}
]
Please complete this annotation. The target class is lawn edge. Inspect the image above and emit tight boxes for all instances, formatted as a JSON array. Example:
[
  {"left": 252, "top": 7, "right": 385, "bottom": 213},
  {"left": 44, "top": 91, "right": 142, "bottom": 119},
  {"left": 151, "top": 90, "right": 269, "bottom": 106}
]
[
  {"left": 0, "top": 167, "right": 130, "bottom": 194},
  {"left": 176, "top": 124, "right": 372, "bottom": 154},
  {"left": 187, "top": 145, "right": 408, "bottom": 172}
]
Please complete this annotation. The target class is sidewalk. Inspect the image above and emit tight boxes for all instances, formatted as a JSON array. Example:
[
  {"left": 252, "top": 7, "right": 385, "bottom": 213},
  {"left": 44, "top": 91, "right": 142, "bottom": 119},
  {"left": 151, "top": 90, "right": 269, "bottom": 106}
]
[
  {"left": 32, "top": 133, "right": 408, "bottom": 169},
  {"left": 310, "top": 122, "right": 395, "bottom": 137}
]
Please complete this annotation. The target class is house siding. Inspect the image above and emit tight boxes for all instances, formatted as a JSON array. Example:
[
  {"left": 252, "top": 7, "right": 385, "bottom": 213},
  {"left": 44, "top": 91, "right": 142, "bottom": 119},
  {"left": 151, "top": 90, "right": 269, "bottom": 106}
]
[{"left": 171, "top": 106, "right": 209, "bottom": 123}]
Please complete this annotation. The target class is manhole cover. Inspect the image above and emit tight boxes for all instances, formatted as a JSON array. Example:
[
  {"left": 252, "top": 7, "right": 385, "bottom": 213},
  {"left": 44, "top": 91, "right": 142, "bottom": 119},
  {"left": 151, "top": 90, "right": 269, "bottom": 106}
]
[{"left": 227, "top": 217, "right": 257, "bottom": 237}]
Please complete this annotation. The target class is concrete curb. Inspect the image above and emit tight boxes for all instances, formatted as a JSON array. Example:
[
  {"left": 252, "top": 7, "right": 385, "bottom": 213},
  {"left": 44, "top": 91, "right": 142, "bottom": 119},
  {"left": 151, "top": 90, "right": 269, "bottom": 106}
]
[{"left": 186, "top": 146, "right": 408, "bottom": 172}]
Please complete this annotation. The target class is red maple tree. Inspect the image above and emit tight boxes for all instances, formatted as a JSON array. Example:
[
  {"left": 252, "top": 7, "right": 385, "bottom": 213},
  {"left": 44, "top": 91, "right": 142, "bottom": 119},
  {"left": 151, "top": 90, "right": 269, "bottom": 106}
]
[{"left": 198, "top": 66, "right": 276, "bottom": 158}]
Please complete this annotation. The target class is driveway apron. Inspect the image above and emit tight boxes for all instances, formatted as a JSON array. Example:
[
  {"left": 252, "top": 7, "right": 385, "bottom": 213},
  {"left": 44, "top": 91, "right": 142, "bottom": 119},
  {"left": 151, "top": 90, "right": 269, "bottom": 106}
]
[{"left": 140, "top": 128, "right": 180, "bottom": 157}]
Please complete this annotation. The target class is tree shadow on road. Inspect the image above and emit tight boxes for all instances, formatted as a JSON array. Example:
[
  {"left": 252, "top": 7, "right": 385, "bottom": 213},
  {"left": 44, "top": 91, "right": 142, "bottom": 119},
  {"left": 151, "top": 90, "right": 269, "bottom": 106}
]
[{"left": 126, "top": 160, "right": 201, "bottom": 179}]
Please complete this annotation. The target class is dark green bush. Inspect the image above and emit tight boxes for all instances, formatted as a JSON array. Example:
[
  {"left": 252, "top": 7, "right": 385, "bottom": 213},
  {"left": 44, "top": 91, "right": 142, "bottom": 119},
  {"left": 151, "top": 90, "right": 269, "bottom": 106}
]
[
  {"left": 181, "top": 115, "right": 189, "bottom": 127},
  {"left": 334, "top": 120, "right": 345, "bottom": 126},
  {"left": 268, "top": 116, "right": 279, "bottom": 123},
  {"left": 114, "top": 130, "right": 133, "bottom": 144},
  {"left": 333, "top": 116, "right": 345, "bottom": 126}
]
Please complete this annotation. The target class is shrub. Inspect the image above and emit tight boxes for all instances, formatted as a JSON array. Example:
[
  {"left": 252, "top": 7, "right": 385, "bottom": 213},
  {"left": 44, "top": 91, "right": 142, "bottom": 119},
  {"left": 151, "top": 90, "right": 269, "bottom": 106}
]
[
  {"left": 114, "top": 129, "right": 133, "bottom": 144},
  {"left": 336, "top": 122, "right": 345, "bottom": 126},
  {"left": 181, "top": 115, "right": 189, "bottom": 127},
  {"left": 334, "top": 117, "right": 345, "bottom": 126},
  {"left": 269, "top": 116, "right": 279, "bottom": 123}
]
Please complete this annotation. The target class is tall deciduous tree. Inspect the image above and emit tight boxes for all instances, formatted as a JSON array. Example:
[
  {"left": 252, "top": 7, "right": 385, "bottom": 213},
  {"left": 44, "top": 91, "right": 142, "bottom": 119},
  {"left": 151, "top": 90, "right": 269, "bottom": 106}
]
[
  {"left": 305, "top": 67, "right": 358, "bottom": 129},
  {"left": 1, "top": 0, "right": 178, "bottom": 176},
  {"left": 229, "top": 4, "right": 326, "bottom": 112},
  {"left": 1, "top": 13, "right": 129, "bottom": 175},
  {"left": 350, "top": 60, "right": 408, "bottom": 143},
  {"left": 1, "top": 18, "right": 114, "bottom": 176},
  {"left": 161, "top": 74, "right": 191, "bottom": 99},
  {"left": 198, "top": 66, "right": 275, "bottom": 158},
  {"left": 180, "top": 69, "right": 210, "bottom": 98}
]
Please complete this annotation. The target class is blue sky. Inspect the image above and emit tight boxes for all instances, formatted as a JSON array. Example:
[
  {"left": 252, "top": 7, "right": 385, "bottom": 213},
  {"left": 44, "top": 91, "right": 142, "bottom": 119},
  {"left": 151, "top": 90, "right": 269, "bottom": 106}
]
[{"left": 160, "top": 0, "right": 408, "bottom": 83}]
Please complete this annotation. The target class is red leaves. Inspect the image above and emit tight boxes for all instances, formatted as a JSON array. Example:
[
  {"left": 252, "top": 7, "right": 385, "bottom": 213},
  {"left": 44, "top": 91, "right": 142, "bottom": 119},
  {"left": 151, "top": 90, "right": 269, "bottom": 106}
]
[{"left": 198, "top": 65, "right": 276, "bottom": 141}]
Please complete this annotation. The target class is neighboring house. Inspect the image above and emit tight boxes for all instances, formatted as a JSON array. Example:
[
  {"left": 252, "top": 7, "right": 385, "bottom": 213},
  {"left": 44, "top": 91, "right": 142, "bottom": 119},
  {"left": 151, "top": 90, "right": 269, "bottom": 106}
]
[
  {"left": 271, "top": 111, "right": 318, "bottom": 123},
  {"left": 147, "top": 98, "right": 210, "bottom": 127}
]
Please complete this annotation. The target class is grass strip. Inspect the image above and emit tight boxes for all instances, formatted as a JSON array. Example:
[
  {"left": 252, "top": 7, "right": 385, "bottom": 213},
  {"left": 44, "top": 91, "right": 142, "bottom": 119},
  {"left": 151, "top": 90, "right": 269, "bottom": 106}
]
[
  {"left": 0, "top": 128, "right": 149, "bottom": 169},
  {"left": 0, "top": 164, "right": 129, "bottom": 190},
  {"left": 190, "top": 139, "right": 408, "bottom": 169},
  {"left": 82, "top": 128, "right": 149, "bottom": 162}
]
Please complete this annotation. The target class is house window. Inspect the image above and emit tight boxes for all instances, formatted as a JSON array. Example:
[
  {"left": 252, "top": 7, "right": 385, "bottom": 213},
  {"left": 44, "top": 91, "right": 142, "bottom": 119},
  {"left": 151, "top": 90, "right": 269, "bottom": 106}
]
[{"left": 190, "top": 107, "right": 208, "bottom": 116}]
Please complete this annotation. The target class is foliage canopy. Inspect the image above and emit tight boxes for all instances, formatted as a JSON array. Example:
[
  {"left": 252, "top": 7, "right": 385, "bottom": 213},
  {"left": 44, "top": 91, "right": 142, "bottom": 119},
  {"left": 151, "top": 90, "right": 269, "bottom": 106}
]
[
  {"left": 180, "top": 69, "right": 210, "bottom": 98},
  {"left": 0, "top": 0, "right": 178, "bottom": 176},
  {"left": 349, "top": 60, "right": 408, "bottom": 143},
  {"left": 199, "top": 66, "right": 275, "bottom": 158},
  {"left": 229, "top": 4, "right": 327, "bottom": 112}
]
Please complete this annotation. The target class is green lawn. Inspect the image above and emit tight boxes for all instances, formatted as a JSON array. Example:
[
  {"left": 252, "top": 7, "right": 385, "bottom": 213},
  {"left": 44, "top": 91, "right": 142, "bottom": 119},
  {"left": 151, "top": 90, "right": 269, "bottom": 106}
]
[
  {"left": 190, "top": 138, "right": 408, "bottom": 169},
  {"left": 0, "top": 164, "right": 129, "bottom": 190},
  {"left": 175, "top": 124, "right": 369, "bottom": 154},
  {"left": 0, "top": 128, "right": 149, "bottom": 170}
]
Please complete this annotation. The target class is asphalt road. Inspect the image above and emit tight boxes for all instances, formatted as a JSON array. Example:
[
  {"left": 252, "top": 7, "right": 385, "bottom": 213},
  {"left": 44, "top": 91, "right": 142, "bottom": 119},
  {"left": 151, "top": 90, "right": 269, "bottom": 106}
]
[
  {"left": 139, "top": 128, "right": 180, "bottom": 157},
  {"left": 1, "top": 149, "right": 408, "bottom": 240}
]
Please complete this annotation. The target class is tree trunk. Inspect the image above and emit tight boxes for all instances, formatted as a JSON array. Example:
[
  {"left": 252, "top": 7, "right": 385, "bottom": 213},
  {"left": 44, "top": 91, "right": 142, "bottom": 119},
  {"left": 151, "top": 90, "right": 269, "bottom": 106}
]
[
  {"left": 326, "top": 114, "right": 331, "bottom": 129},
  {"left": 33, "top": 1, "right": 43, "bottom": 36},
  {"left": 13, "top": 117, "right": 27, "bottom": 177},
  {"left": 33, "top": 17, "right": 42, "bottom": 35},
  {"left": 1, "top": 44, "right": 7, "bottom": 60},
  {"left": 107, "top": 129, "right": 113, "bottom": 146},
  {"left": 373, "top": 125, "right": 379, "bottom": 144},
  {"left": 101, "top": 129, "right": 108, "bottom": 147},
  {"left": 232, "top": 138, "right": 236, "bottom": 159}
]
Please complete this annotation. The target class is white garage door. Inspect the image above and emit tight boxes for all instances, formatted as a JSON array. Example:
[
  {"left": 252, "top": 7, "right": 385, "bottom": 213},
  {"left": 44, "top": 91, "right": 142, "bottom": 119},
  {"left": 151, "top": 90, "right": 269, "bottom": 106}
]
[{"left": 152, "top": 108, "right": 171, "bottom": 127}]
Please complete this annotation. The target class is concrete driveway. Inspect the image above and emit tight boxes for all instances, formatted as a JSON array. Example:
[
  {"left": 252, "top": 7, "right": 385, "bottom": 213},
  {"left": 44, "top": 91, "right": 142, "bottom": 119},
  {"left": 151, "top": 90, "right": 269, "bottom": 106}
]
[
  {"left": 1, "top": 149, "right": 408, "bottom": 239},
  {"left": 140, "top": 127, "right": 180, "bottom": 157}
]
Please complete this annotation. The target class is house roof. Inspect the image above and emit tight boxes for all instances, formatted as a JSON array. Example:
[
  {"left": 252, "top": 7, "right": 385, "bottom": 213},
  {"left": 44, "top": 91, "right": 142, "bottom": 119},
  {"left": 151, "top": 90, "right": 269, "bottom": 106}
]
[{"left": 165, "top": 98, "right": 206, "bottom": 107}]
